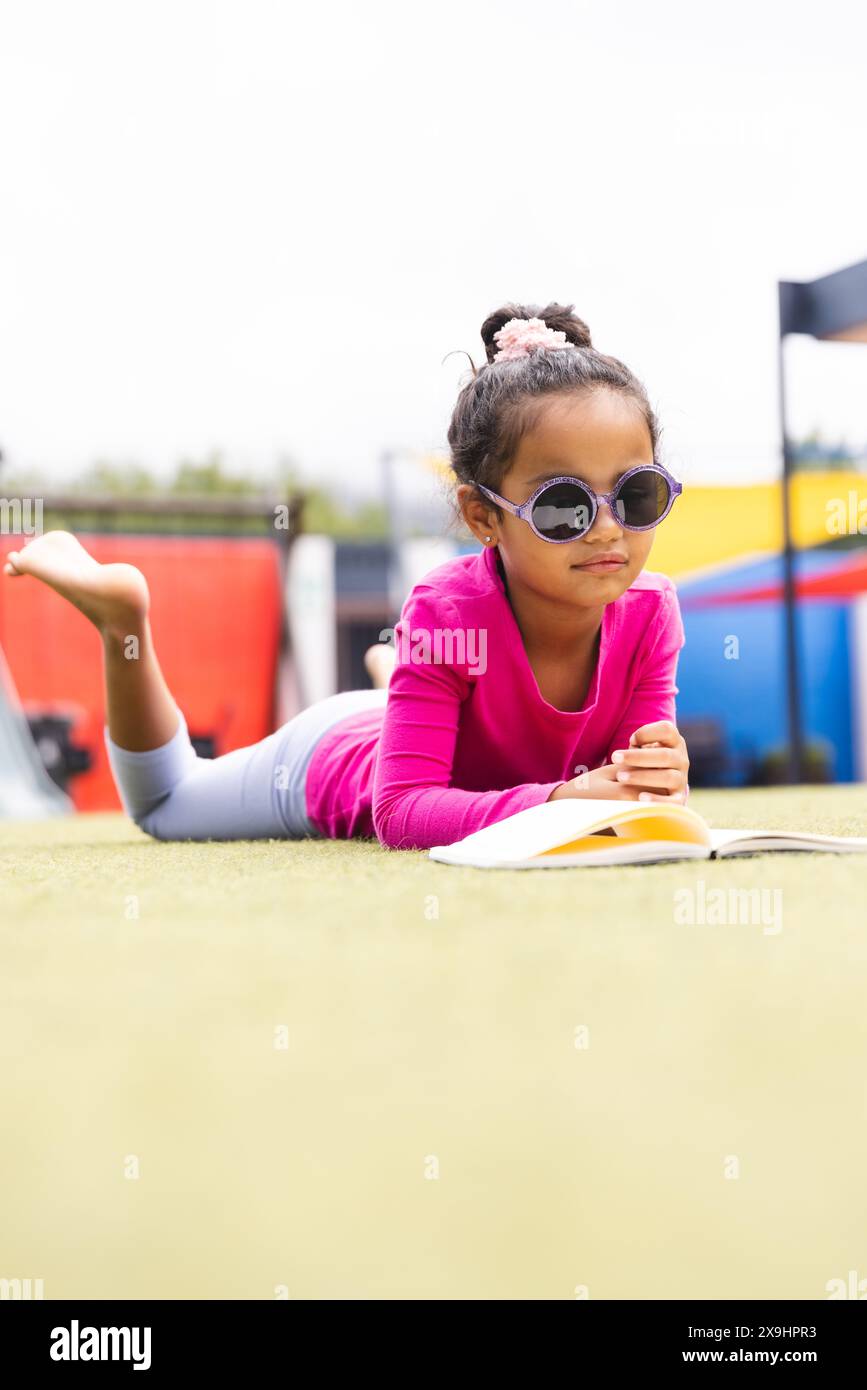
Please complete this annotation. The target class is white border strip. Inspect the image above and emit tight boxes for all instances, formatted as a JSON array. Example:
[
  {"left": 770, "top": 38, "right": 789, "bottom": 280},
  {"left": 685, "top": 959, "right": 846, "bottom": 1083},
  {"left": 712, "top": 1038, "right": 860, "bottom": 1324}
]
[{"left": 850, "top": 594, "right": 867, "bottom": 782}]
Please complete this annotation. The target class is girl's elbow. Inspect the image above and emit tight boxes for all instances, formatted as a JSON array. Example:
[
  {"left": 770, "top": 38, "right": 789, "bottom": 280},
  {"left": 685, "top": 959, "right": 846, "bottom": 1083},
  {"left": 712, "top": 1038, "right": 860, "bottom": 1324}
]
[
  {"left": 372, "top": 796, "right": 403, "bottom": 850},
  {"left": 372, "top": 794, "right": 428, "bottom": 851}
]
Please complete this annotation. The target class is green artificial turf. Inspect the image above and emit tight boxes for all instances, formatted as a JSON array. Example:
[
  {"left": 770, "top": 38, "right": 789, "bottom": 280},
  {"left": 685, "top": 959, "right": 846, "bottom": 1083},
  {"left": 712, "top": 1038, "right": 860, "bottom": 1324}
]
[{"left": 2, "top": 784, "right": 866, "bottom": 1300}]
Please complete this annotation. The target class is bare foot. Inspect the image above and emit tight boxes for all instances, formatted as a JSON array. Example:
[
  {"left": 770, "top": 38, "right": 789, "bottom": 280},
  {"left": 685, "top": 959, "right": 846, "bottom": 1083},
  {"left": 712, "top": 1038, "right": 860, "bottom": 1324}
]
[
  {"left": 364, "top": 642, "right": 397, "bottom": 689},
  {"left": 4, "top": 530, "right": 149, "bottom": 637}
]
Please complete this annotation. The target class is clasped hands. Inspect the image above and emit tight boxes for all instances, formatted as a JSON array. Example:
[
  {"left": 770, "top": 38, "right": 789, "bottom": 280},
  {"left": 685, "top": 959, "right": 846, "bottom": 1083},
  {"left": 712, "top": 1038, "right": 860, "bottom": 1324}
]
[{"left": 548, "top": 721, "right": 690, "bottom": 804}]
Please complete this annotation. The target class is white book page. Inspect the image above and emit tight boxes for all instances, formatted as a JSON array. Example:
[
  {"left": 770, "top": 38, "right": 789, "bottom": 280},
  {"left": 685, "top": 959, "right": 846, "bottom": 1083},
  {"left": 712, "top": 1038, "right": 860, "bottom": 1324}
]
[{"left": 709, "top": 827, "right": 867, "bottom": 856}]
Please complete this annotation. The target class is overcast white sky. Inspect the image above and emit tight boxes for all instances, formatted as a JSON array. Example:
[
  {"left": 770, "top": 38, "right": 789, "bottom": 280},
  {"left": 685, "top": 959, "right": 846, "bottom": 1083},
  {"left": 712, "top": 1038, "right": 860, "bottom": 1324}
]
[{"left": 2, "top": 0, "right": 867, "bottom": 496}]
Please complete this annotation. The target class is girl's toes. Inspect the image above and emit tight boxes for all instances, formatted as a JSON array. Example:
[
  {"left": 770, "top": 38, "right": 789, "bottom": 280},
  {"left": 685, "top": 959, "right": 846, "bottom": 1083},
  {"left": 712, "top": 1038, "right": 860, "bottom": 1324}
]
[{"left": 364, "top": 642, "right": 397, "bottom": 689}]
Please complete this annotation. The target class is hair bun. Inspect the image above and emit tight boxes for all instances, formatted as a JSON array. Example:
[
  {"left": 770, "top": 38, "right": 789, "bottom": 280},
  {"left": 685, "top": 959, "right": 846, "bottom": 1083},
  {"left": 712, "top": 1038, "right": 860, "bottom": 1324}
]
[{"left": 479, "top": 301, "right": 592, "bottom": 364}]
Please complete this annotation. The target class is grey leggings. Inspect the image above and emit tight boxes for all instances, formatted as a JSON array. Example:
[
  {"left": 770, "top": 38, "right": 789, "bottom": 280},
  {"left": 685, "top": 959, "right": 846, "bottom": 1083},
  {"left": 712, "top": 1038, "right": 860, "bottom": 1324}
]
[{"left": 104, "top": 688, "right": 389, "bottom": 841}]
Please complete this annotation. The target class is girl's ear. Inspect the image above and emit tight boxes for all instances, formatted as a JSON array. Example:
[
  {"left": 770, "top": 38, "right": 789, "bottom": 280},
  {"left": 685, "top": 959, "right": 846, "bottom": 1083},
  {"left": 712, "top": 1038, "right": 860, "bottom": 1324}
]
[{"left": 456, "top": 483, "right": 497, "bottom": 546}]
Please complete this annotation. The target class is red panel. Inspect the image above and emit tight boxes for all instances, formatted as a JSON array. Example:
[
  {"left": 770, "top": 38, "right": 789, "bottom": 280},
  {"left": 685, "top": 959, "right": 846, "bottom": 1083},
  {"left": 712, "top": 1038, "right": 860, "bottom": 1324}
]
[
  {"left": 682, "top": 555, "right": 867, "bottom": 609},
  {"left": 0, "top": 534, "right": 283, "bottom": 811}
]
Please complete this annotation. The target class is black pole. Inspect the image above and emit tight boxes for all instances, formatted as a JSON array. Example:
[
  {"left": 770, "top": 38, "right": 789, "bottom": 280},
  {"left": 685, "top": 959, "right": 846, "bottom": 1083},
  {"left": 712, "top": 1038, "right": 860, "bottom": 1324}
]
[{"left": 776, "top": 323, "right": 805, "bottom": 784}]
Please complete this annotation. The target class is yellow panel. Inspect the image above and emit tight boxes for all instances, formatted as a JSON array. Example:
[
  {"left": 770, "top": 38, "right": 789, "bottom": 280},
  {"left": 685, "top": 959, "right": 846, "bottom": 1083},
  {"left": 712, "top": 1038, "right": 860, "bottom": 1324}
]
[{"left": 651, "top": 471, "right": 867, "bottom": 579}]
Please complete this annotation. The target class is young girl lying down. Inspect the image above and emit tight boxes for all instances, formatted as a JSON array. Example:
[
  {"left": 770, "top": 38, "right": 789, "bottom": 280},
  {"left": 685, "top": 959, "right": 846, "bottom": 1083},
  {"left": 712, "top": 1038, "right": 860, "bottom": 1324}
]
[{"left": 5, "top": 301, "right": 689, "bottom": 850}]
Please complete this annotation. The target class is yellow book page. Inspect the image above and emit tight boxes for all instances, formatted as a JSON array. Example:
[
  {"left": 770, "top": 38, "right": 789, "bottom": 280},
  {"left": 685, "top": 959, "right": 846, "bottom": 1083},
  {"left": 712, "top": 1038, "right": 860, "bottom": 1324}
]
[
  {"left": 538, "top": 810, "right": 707, "bottom": 856},
  {"left": 611, "top": 813, "right": 707, "bottom": 845},
  {"left": 539, "top": 834, "right": 627, "bottom": 856}
]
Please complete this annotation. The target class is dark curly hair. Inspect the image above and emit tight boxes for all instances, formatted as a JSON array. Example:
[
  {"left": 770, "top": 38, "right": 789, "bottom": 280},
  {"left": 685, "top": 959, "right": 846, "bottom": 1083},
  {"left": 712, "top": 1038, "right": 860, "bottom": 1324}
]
[{"left": 446, "top": 300, "right": 662, "bottom": 526}]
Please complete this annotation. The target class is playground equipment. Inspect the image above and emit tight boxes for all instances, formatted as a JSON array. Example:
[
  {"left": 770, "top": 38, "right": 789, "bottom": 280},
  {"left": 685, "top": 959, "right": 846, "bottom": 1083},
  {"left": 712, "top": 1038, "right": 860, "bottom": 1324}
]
[{"left": 0, "top": 643, "right": 71, "bottom": 818}]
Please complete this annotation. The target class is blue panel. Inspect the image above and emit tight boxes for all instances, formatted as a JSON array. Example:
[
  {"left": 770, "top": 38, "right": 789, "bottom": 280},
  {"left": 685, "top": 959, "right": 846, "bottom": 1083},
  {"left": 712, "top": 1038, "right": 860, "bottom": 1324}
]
[{"left": 675, "top": 592, "right": 854, "bottom": 784}]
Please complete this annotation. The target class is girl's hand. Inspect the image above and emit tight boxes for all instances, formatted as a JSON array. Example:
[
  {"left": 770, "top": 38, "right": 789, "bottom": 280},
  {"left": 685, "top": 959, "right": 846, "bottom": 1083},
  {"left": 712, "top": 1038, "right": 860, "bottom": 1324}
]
[
  {"left": 547, "top": 762, "right": 651, "bottom": 802},
  {"left": 609, "top": 720, "right": 690, "bottom": 803}
]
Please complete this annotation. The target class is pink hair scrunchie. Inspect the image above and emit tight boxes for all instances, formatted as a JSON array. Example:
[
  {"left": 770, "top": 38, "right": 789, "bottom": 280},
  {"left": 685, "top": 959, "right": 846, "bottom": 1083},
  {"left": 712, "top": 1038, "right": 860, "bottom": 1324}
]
[{"left": 492, "top": 316, "right": 572, "bottom": 362}]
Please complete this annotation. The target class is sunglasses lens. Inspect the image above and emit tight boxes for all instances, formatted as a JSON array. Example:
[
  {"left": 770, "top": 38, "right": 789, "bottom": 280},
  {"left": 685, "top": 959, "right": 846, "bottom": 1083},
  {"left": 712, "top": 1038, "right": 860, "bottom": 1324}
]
[
  {"left": 531, "top": 483, "right": 594, "bottom": 541},
  {"left": 614, "top": 469, "right": 671, "bottom": 528}
]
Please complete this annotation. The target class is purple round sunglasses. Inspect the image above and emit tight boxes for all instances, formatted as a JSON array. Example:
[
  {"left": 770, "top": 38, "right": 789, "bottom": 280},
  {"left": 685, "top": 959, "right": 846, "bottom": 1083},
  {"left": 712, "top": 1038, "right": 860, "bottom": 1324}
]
[{"left": 475, "top": 463, "right": 683, "bottom": 544}]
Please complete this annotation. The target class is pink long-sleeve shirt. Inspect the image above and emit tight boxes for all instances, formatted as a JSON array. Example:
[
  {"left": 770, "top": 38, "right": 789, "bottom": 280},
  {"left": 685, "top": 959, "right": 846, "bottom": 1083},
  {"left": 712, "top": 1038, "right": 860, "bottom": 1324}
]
[{"left": 304, "top": 543, "right": 687, "bottom": 850}]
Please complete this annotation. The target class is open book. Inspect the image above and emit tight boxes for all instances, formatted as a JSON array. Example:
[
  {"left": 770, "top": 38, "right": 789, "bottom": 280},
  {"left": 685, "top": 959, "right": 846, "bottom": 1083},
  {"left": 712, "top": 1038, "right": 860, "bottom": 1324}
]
[{"left": 428, "top": 798, "right": 867, "bottom": 869}]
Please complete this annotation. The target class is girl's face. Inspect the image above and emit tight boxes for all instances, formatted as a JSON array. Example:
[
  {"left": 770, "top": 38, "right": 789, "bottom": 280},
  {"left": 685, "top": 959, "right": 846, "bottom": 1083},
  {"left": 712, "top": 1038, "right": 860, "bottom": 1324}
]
[{"left": 465, "top": 389, "right": 657, "bottom": 607}]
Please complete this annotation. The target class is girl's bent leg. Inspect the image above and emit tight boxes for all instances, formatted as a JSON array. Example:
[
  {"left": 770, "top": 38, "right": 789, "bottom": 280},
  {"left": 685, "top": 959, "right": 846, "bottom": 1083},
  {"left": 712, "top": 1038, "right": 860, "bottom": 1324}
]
[
  {"left": 107, "top": 689, "right": 388, "bottom": 842},
  {"left": 105, "top": 709, "right": 305, "bottom": 841},
  {"left": 5, "top": 531, "right": 178, "bottom": 750},
  {"left": 7, "top": 531, "right": 389, "bottom": 843}
]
